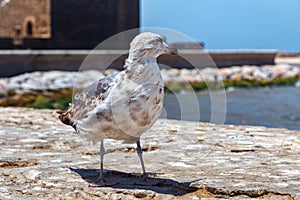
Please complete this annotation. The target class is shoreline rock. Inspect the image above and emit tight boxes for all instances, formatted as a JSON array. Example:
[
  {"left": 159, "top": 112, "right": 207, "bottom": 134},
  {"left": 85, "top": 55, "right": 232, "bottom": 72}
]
[
  {"left": 0, "top": 64, "right": 300, "bottom": 108},
  {"left": 1, "top": 64, "right": 299, "bottom": 94},
  {"left": 0, "top": 107, "right": 299, "bottom": 199}
]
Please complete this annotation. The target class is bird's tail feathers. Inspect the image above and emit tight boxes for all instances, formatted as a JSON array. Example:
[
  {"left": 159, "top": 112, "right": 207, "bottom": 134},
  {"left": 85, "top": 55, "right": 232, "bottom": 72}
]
[{"left": 57, "top": 109, "right": 77, "bottom": 131}]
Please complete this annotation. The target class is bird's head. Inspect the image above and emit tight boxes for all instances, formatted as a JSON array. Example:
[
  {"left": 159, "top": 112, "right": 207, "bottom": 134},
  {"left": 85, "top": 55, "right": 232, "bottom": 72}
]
[{"left": 128, "top": 32, "right": 178, "bottom": 62}]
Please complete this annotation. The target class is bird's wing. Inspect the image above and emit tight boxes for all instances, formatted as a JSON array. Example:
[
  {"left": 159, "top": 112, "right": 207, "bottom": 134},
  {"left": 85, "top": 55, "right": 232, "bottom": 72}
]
[
  {"left": 58, "top": 73, "right": 117, "bottom": 125},
  {"left": 78, "top": 72, "right": 117, "bottom": 100}
]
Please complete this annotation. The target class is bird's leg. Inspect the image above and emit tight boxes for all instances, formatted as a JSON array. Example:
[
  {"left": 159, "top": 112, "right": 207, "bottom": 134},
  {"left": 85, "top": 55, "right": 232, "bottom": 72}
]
[
  {"left": 89, "top": 140, "right": 117, "bottom": 187},
  {"left": 99, "top": 139, "right": 105, "bottom": 180},
  {"left": 135, "top": 138, "right": 163, "bottom": 186},
  {"left": 136, "top": 138, "right": 146, "bottom": 175}
]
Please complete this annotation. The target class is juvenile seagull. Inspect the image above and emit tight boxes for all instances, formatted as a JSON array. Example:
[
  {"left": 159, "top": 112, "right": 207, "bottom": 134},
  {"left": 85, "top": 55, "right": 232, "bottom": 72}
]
[{"left": 58, "top": 32, "right": 178, "bottom": 186}]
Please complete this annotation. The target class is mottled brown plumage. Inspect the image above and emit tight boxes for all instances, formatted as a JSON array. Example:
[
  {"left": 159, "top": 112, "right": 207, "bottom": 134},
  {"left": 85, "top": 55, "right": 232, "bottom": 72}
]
[{"left": 57, "top": 32, "right": 177, "bottom": 187}]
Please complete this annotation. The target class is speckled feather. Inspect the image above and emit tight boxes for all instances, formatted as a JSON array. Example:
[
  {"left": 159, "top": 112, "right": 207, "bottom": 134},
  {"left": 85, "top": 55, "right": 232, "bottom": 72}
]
[
  {"left": 70, "top": 74, "right": 116, "bottom": 120},
  {"left": 58, "top": 32, "right": 177, "bottom": 142},
  {"left": 58, "top": 74, "right": 116, "bottom": 130}
]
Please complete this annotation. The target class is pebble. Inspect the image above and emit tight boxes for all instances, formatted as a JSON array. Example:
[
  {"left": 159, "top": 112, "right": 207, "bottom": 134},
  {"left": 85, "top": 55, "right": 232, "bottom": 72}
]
[
  {"left": 0, "top": 187, "right": 8, "bottom": 193},
  {"left": 295, "top": 81, "right": 300, "bottom": 87},
  {"left": 24, "top": 170, "right": 41, "bottom": 180},
  {"left": 132, "top": 190, "right": 148, "bottom": 198},
  {"left": 170, "top": 162, "right": 193, "bottom": 168},
  {"left": 187, "top": 196, "right": 200, "bottom": 200}
]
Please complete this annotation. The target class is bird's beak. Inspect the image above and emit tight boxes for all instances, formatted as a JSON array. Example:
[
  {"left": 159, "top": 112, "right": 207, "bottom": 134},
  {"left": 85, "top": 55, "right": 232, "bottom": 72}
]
[{"left": 163, "top": 42, "right": 178, "bottom": 55}]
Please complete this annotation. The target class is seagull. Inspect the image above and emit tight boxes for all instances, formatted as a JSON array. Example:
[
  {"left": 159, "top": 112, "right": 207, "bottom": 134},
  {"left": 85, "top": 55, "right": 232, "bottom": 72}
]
[{"left": 58, "top": 32, "right": 177, "bottom": 187}]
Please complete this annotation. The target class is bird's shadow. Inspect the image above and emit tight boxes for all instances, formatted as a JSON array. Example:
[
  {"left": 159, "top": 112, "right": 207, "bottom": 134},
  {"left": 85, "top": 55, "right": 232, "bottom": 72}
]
[{"left": 70, "top": 168, "right": 200, "bottom": 196}]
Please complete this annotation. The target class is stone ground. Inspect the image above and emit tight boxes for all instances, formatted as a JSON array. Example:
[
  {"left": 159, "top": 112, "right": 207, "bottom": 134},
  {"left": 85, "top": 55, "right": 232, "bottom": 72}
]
[{"left": 0, "top": 107, "right": 299, "bottom": 199}]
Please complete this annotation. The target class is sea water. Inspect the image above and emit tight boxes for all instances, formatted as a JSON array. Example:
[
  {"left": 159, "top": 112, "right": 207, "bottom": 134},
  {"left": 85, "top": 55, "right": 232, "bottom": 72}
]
[{"left": 163, "top": 86, "right": 300, "bottom": 130}]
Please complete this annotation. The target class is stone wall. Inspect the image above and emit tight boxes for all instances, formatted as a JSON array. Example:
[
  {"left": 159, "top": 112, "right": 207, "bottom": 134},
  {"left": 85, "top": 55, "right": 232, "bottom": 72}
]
[
  {"left": 0, "top": 50, "right": 277, "bottom": 77},
  {"left": 0, "top": 0, "right": 51, "bottom": 40},
  {"left": 0, "top": 0, "right": 139, "bottom": 49}
]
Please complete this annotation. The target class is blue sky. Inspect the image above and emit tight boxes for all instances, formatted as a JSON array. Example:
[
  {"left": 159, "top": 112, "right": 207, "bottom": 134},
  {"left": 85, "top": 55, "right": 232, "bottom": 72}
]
[{"left": 141, "top": 0, "right": 300, "bottom": 52}]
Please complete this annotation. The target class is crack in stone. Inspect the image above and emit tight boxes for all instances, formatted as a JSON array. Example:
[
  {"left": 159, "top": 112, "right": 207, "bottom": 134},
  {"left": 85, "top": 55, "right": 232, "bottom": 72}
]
[
  {"left": 202, "top": 186, "right": 294, "bottom": 199},
  {"left": 0, "top": 158, "right": 37, "bottom": 169}
]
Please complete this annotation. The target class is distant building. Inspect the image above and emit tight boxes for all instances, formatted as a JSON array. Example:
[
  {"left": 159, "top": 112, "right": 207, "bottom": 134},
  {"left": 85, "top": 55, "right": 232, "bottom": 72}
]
[
  {"left": 0, "top": 0, "right": 277, "bottom": 77},
  {"left": 171, "top": 42, "right": 205, "bottom": 50},
  {"left": 0, "top": 0, "right": 139, "bottom": 49}
]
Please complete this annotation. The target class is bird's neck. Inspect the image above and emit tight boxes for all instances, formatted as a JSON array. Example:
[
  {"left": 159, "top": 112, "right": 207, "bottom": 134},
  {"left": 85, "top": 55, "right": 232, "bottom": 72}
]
[
  {"left": 125, "top": 50, "right": 157, "bottom": 69},
  {"left": 124, "top": 55, "right": 162, "bottom": 84},
  {"left": 125, "top": 54, "right": 157, "bottom": 68}
]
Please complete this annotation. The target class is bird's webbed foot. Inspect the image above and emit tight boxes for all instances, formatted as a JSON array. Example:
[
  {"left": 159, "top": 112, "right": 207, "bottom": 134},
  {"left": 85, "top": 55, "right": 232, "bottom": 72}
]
[
  {"left": 89, "top": 177, "right": 118, "bottom": 187},
  {"left": 135, "top": 173, "right": 164, "bottom": 186}
]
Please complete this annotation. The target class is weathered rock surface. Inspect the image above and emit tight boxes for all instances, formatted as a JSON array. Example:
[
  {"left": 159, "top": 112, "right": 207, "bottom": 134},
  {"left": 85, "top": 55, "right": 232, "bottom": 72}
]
[
  {"left": 0, "top": 107, "right": 299, "bottom": 199},
  {"left": 1, "top": 65, "right": 300, "bottom": 107},
  {"left": 0, "top": 70, "right": 105, "bottom": 95}
]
